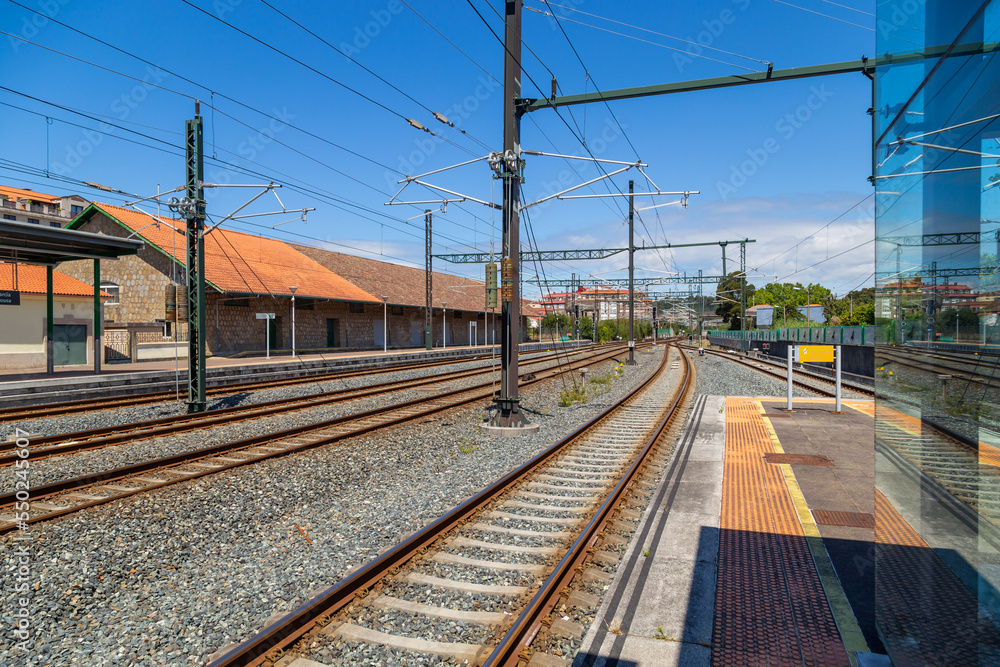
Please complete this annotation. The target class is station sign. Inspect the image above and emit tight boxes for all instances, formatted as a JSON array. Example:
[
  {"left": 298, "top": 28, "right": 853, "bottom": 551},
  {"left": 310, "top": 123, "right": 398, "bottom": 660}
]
[
  {"left": 255, "top": 312, "right": 275, "bottom": 320},
  {"left": 795, "top": 345, "right": 834, "bottom": 363},
  {"left": 0, "top": 290, "right": 20, "bottom": 305}
]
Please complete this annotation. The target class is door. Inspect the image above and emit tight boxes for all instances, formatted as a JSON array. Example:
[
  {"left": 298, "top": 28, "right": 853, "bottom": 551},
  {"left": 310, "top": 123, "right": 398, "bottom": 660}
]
[
  {"left": 374, "top": 319, "right": 385, "bottom": 347},
  {"left": 469, "top": 321, "right": 477, "bottom": 346},
  {"left": 326, "top": 318, "right": 340, "bottom": 347},
  {"left": 411, "top": 321, "right": 421, "bottom": 346},
  {"left": 53, "top": 324, "right": 87, "bottom": 365}
]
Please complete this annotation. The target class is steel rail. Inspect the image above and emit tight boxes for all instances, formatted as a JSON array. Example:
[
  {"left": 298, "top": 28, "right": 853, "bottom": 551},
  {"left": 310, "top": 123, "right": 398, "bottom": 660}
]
[
  {"left": 0, "top": 349, "right": 515, "bottom": 422},
  {"left": 207, "top": 343, "right": 677, "bottom": 667},
  {"left": 0, "top": 344, "right": 644, "bottom": 533},
  {"left": 684, "top": 345, "right": 875, "bottom": 398},
  {"left": 0, "top": 346, "right": 603, "bottom": 466},
  {"left": 484, "top": 346, "right": 693, "bottom": 665}
]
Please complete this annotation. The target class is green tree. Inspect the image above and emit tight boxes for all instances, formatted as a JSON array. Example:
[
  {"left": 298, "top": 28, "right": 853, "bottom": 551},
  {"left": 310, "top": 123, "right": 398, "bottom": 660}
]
[{"left": 715, "top": 272, "right": 755, "bottom": 331}]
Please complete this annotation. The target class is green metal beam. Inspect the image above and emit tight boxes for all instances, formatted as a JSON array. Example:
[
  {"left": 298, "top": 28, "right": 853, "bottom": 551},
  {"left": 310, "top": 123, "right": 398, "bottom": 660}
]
[
  {"left": 884, "top": 230, "right": 998, "bottom": 246},
  {"left": 436, "top": 239, "right": 755, "bottom": 264},
  {"left": 529, "top": 274, "right": 727, "bottom": 287},
  {"left": 520, "top": 42, "right": 999, "bottom": 114}
]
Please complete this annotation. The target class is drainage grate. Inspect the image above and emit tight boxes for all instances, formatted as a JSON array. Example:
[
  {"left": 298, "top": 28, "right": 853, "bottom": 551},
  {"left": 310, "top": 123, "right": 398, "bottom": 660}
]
[
  {"left": 763, "top": 453, "right": 834, "bottom": 466},
  {"left": 812, "top": 510, "right": 875, "bottom": 529}
]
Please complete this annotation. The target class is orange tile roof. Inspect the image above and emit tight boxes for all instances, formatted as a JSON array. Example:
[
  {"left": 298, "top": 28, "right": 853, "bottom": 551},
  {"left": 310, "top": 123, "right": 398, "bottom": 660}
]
[
  {"left": 0, "top": 263, "right": 111, "bottom": 298},
  {"left": 292, "top": 244, "right": 541, "bottom": 317},
  {"left": 82, "top": 203, "right": 380, "bottom": 303},
  {"left": 0, "top": 185, "right": 60, "bottom": 204}
]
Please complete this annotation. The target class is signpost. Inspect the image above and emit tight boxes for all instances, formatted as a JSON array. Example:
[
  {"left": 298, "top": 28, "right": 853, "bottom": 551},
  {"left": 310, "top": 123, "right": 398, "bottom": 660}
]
[
  {"left": 0, "top": 290, "right": 20, "bottom": 306},
  {"left": 787, "top": 345, "right": 841, "bottom": 412},
  {"left": 257, "top": 313, "right": 275, "bottom": 359}
]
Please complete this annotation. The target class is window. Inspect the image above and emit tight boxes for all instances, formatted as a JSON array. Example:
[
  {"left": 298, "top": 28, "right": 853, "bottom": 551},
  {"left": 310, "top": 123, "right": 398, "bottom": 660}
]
[
  {"left": 391, "top": 305, "right": 404, "bottom": 316},
  {"left": 70, "top": 205, "right": 83, "bottom": 217},
  {"left": 2, "top": 214, "right": 14, "bottom": 221},
  {"left": 453, "top": 311, "right": 463, "bottom": 319},
  {"left": 294, "top": 298, "right": 314, "bottom": 310},
  {"left": 349, "top": 302, "right": 364, "bottom": 313},
  {"left": 223, "top": 298, "right": 250, "bottom": 307},
  {"left": 27, "top": 218, "right": 39, "bottom": 224},
  {"left": 100, "top": 281, "right": 120, "bottom": 306},
  {"left": 49, "top": 221, "right": 61, "bottom": 228}
]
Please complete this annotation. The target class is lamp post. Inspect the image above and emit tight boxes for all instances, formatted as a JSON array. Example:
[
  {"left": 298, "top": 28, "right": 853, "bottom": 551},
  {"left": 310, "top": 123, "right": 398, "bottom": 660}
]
[
  {"left": 382, "top": 296, "right": 388, "bottom": 352},
  {"left": 289, "top": 285, "right": 297, "bottom": 357},
  {"left": 442, "top": 302, "right": 447, "bottom": 348}
]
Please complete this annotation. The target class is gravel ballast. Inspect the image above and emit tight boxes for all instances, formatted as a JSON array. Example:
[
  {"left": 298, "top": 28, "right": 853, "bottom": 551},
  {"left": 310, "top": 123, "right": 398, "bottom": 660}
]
[{"left": 0, "top": 346, "right": 661, "bottom": 666}]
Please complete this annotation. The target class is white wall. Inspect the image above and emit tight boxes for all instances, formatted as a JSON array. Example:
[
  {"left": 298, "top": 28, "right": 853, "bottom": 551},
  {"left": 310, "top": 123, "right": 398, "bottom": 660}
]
[{"left": 0, "top": 294, "right": 95, "bottom": 369}]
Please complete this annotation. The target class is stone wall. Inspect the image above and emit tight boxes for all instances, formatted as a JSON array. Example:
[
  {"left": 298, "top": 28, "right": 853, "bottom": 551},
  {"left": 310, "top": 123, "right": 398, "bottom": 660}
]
[{"left": 58, "top": 213, "right": 182, "bottom": 327}]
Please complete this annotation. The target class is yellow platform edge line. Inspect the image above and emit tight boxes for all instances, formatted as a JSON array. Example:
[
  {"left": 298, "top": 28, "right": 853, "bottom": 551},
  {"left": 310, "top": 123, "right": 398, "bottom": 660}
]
[{"left": 756, "top": 401, "right": 870, "bottom": 664}]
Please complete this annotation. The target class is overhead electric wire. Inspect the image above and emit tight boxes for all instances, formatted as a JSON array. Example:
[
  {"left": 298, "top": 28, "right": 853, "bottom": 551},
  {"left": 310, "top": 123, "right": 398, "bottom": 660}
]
[
  {"left": 257, "top": 0, "right": 494, "bottom": 154},
  {"left": 179, "top": 0, "right": 480, "bottom": 158},
  {"left": 400, "top": 0, "right": 501, "bottom": 83},
  {"left": 525, "top": 5, "right": 764, "bottom": 72},
  {"left": 526, "top": 0, "right": 771, "bottom": 67},
  {"left": 1, "top": 14, "right": 494, "bottom": 250},
  {"left": 767, "top": 0, "right": 875, "bottom": 31}
]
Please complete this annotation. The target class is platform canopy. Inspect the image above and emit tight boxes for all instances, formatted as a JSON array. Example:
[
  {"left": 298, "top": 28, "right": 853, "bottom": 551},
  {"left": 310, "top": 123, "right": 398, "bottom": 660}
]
[{"left": 0, "top": 219, "right": 143, "bottom": 265}]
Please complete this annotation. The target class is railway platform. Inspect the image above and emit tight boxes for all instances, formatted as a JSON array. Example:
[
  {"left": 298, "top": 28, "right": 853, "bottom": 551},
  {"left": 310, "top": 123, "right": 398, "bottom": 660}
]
[{"left": 575, "top": 394, "right": 887, "bottom": 667}]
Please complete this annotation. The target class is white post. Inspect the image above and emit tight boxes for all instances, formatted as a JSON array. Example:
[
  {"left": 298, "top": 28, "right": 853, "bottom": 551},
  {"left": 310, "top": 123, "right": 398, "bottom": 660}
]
[
  {"left": 266, "top": 316, "right": 270, "bottom": 360},
  {"left": 382, "top": 297, "right": 388, "bottom": 353},
  {"left": 442, "top": 302, "right": 447, "bottom": 348},
  {"left": 835, "top": 344, "right": 842, "bottom": 413},
  {"left": 290, "top": 286, "right": 297, "bottom": 358},
  {"left": 787, "top": 345, "right": 794, "bottom": 411}
]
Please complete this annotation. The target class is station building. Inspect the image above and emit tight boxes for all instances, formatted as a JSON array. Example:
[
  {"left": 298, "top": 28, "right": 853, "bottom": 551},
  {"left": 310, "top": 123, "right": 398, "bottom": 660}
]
[
  {"left": 0, "top": 263, "right": 110, "bottom": 369},
  {"left": 57, "top": 202, "right": 529, "bottom": 360}
]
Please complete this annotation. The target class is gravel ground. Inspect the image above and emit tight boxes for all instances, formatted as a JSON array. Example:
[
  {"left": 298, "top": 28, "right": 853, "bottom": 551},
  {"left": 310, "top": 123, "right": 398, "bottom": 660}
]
[
  {"left": 1, "top": 351, "right": 591, "bottom": 495},
  {"left": 691, "top": 349, "right": 870, "bottom": 399},
  {"left": 12, "top": 353, "right": 558, "bottom": 439},
  {"left": 0, "top": 346, "right": 663, "bottom": 666}
]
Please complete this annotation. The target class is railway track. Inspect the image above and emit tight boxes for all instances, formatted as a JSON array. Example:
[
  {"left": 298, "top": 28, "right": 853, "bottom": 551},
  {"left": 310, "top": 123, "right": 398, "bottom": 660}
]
[
  {"left": 0, "top": 343, "right": 642, "bottom": 535},
  {"left": 876, "top": 409, "right": 1000, "bottom": 549},
  {"left": 0, "top": 345, "right": 615, "bottom": 468},
  {"left": 681, "top": 344, "right": 874, "bottom": 397},
  {"left": 0, "top": 346, "right": 568, "bottom": 422},
  {"left": 205, "top": 343, "right": 691, "bottom": 667},
  {"left": 878, "top": 347, "right": 1000, "bottom": 392}
]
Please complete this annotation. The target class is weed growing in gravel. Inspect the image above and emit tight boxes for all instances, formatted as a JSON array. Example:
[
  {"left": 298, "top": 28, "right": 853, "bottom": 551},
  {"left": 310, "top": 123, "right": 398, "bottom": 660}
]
[
  {"left": 558, "top": 382, "right": 589, "bottom": 407},
  {"left": 606, "top": 618, "right": 623, "bottom": 634},
  {"left": 641, "top": 546, "right": 651, "bottom": 557},
  {"left": 457, "top": 436, "right": 477, "bottom": 454},
  {"left": 655, "top": 626, "right": 668, "bottom": 641}
]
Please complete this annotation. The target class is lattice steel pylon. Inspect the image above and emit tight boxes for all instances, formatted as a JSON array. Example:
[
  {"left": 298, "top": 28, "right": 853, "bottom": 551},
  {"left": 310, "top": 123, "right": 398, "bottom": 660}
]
[{"left": 183, "top": 110, "right": 207, "bottom": 413}]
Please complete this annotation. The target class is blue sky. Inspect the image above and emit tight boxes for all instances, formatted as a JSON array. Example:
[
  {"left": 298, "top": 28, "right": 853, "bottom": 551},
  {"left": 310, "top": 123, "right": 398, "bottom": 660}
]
[{"left": 1, "top": 0, "right": 876, "bottom": 299}]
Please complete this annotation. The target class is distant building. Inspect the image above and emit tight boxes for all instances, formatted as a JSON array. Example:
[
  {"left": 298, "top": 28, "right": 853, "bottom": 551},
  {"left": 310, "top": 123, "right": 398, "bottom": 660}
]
[
  {"left": 0, "top": 185, "right": 88, "bottom": 228},
  {"left": 746, "top": 304, "right": 774, "bottom": 328}
]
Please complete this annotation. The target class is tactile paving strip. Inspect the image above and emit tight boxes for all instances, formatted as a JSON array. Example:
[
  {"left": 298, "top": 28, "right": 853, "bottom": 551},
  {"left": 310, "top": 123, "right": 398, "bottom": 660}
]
[
  {"left": 712, "top": 399, "right": 849, "bottom": 666},
  {"left": 812, "top": 510, "right": 874, "bottom": 529},
  {"left": 875, "top": 490, "right": 1000, "bottom": 664}
]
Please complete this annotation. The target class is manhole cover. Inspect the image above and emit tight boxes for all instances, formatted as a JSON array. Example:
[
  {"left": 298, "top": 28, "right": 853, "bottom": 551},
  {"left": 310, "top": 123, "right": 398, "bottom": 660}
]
[
  {"left": 813, "top": 510, "right": 875, "bottom": 529},
  {"left": 762, "top": 453, "right": 833, "bottom": 466}
]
